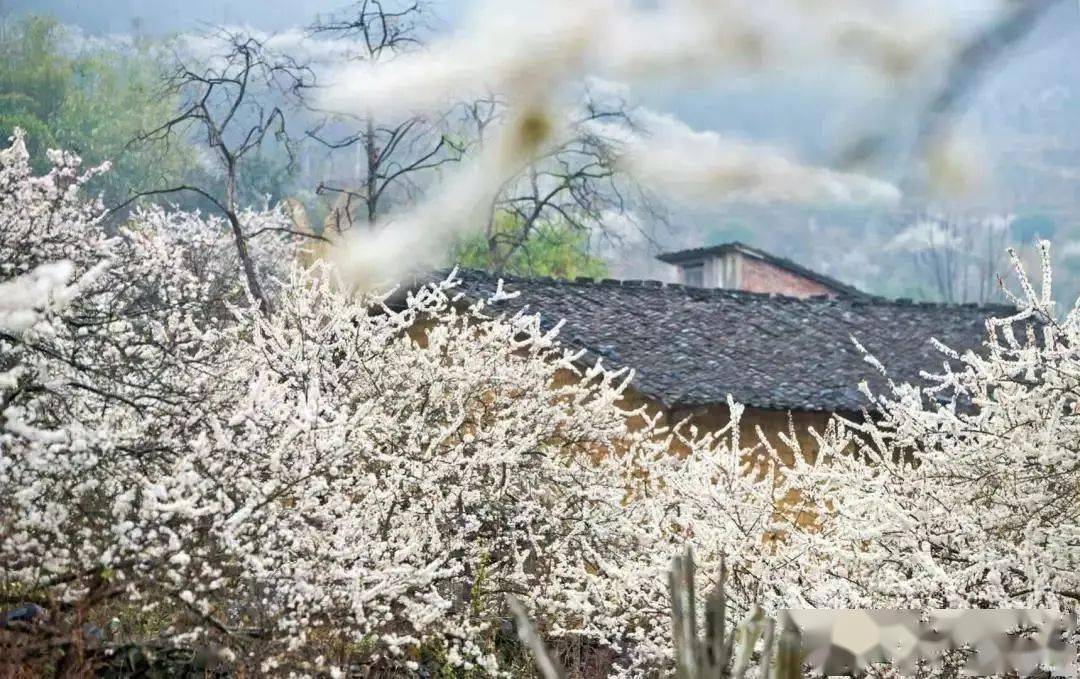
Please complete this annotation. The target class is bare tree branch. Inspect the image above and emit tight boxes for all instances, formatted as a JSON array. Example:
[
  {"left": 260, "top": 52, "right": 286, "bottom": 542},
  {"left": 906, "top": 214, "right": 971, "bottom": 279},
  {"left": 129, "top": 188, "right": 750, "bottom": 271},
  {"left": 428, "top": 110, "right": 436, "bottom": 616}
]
[
  {"left": 122, "top": 28, "right": 316, "bottom": 316},
  {"left": 305, "top": 2, "right": 464, "bottom": 230}
]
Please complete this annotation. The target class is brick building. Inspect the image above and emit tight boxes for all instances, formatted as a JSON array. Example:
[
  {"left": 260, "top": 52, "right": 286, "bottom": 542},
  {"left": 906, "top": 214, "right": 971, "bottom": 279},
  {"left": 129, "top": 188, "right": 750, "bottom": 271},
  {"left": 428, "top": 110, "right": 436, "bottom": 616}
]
[{"left": 656, "top": 242, "right": 866, "bottom": 299}]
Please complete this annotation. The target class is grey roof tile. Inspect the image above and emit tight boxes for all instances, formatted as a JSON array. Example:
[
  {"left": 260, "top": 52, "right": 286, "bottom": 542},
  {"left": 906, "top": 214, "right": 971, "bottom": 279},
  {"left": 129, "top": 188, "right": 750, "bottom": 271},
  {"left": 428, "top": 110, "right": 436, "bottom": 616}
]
[{"left": 429, "top": 269, "right": 1017, "bottom": 413}]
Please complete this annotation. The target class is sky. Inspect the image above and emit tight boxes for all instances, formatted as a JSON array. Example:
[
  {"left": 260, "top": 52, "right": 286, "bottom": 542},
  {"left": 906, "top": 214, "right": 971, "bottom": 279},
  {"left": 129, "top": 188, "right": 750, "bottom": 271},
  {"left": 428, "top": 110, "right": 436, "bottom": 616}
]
[
  {"left": 0, "top": 0, "right": 473, "bottom": 35},
  {"left": 10, "top": 0, "right": 1071, "bottom": 170},
  {"left": 0, "top": 0, "right": 349, "bottom": 34},
  {"left": 4, "top": 0, "right": 1074, "bottom": 161}
]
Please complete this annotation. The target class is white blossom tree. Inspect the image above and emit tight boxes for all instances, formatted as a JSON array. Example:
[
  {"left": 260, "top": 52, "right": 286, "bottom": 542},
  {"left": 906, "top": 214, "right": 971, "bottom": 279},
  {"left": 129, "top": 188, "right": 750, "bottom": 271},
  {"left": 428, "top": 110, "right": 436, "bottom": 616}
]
[
  {"left": 820, "top": 243, "right": 1080, "bottom": 611},
  {"left": 0, "top": 130, "right": 812, "bottom": 676},
  {"left": 683, "top": 244, "right": 1080, "bottom": 618},
  {"left": 3, "top": 131, "right": 1079, "bottom": 677},
  {"left": 0, "top": 129, "right": 303, "bottom": 672}
]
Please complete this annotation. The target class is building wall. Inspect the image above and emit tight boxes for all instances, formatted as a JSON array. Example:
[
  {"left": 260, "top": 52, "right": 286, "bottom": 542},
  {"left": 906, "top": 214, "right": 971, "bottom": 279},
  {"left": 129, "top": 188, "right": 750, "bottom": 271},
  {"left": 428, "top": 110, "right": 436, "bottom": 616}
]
[
  {"left": 671, "top": 401, "right": 832, "bottom": 461},
  {"left": 737, "top": 255, "right": 837, "bottom": 299},
  {"left": 611, "top": 381, "right": 834, "bottom": 462}
]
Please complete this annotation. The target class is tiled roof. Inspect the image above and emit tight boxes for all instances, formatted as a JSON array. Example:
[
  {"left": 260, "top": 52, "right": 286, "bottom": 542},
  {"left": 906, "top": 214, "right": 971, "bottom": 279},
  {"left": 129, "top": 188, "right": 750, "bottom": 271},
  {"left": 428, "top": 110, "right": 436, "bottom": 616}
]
[
  {"left": 656, "top": 242, "right": 869, "bottom": 298},
  {"left": 435, "top": 269, "right": 1015, "bottom": 413}
]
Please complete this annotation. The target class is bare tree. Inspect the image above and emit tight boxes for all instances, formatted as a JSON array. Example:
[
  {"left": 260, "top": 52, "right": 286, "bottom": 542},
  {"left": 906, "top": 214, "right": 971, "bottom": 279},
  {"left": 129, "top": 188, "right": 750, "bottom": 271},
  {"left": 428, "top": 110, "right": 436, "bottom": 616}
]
[
  {"left": 307, "top": 1, "right": 465, "bottom": 231},
  {"left": 308, "top": 113, "right": 465, "bottom": 232},
  {"left": 311, "top": 0, "right": 425, "bottom": 57},
  {"left": 307, "top": 3, "right": 666, "bottom": 270},
  {"left": 472, "top": 88, "right": 668, "bottom": 272},
  {"left": 113, "top": 29, "right": 321, "bottom": 315},
  {"left": 890, "top": 211, "right": 1012, "bottom": 304}
]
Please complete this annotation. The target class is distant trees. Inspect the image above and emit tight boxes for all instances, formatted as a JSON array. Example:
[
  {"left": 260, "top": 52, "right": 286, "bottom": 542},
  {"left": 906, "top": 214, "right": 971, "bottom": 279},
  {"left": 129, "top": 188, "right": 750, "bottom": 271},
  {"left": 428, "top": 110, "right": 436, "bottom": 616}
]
[
  {"left": 0, "top": 17, "right": 68, "bottom": 165},
  {"left": 888, "top": 212, "right": 1012, "bottom": 303},
  {"left": 0, "top": 15, "right": 197, "bottom": 200}
]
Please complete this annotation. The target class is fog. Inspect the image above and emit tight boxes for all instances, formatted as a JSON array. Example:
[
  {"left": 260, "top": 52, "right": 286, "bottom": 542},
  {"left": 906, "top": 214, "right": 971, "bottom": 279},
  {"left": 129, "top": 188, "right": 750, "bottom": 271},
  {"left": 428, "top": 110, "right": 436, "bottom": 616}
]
[{"left": 3, "top": 0, "right": 1079, "bottom": 300}]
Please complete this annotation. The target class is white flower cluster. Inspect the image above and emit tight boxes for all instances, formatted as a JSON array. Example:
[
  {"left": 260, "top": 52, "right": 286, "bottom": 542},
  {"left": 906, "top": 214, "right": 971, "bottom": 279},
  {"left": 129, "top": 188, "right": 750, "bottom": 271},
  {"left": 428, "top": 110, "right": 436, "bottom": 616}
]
[
  {"left": 824, "top": 243, "right": 1080, "bottom": 611},
  {"left": 0, "top": 130, "right": 816, "bottom": 674},
  {"left": 1, "top": 132, "right": 1077, "bottom": 676}
]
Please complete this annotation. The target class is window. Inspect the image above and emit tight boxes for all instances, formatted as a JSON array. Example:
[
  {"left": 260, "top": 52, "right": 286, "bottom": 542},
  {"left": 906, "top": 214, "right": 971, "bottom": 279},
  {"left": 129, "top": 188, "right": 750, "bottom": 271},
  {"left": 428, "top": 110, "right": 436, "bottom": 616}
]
[{"left": 682, "top": 263, "right": 704, "bottom": 287}]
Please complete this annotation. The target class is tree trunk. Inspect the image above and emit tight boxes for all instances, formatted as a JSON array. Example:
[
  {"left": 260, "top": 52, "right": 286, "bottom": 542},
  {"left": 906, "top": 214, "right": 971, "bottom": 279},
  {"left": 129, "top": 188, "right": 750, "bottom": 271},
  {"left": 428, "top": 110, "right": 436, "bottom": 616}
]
[
  {"left": 365, "top": 116, "right": 378, "bottom": 228},
  {"left": 225, "top": 161, "right": 272, "bottom": 316}
]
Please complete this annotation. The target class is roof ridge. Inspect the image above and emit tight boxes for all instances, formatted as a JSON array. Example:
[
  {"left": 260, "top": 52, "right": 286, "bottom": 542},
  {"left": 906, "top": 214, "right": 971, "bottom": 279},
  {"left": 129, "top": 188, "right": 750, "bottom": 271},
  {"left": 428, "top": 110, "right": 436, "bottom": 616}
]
[
  {"left": 656, "top": 241, "right": 868, "bottom": 298},
  {"left": 444, "top": 268, "right": 1018, "bottom": 311}
]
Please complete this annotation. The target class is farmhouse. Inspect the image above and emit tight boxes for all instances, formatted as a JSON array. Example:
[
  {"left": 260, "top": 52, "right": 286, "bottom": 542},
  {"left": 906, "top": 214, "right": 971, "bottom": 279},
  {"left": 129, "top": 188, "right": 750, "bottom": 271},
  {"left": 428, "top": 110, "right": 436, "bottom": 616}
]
[
  {"left": 439, "top": 243, "right": 1012, "bottom": 448},
  {"left": 657, "top": 241, "right": 868, "bottom": 299}
]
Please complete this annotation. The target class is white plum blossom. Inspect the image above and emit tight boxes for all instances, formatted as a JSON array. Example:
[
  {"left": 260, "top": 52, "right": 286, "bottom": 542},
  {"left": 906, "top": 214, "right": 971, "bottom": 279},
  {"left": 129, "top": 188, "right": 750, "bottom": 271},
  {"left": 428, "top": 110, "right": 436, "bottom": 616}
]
[
  {"left": 0, "top": 130, "right": 814, "bottom": 674},
  {"left": 2, "top": 131, "right": 1078, "bottom": 676},
  {"left": 817, "top": 243, "right": 1080, "bottom": 611}
]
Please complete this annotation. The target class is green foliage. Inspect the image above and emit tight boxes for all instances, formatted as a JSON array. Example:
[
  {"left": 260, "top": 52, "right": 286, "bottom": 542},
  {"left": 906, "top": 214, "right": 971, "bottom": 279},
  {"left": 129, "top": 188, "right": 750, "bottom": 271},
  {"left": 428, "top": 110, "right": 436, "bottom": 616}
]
[
  {"left": 0, "top": 16, "right": 72, "bottom": 171},
  {"left": 0, "top": 15, "right": 197, "bottom": 199},
  {"left": 453, "top": 212, "right": 609, "bottom": 280},
  {"left": 0, "top": 17, "right": 72, "bottom": 120},
  {"left": 55, "top": 45, "right": 197, "bottom": 200}
]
